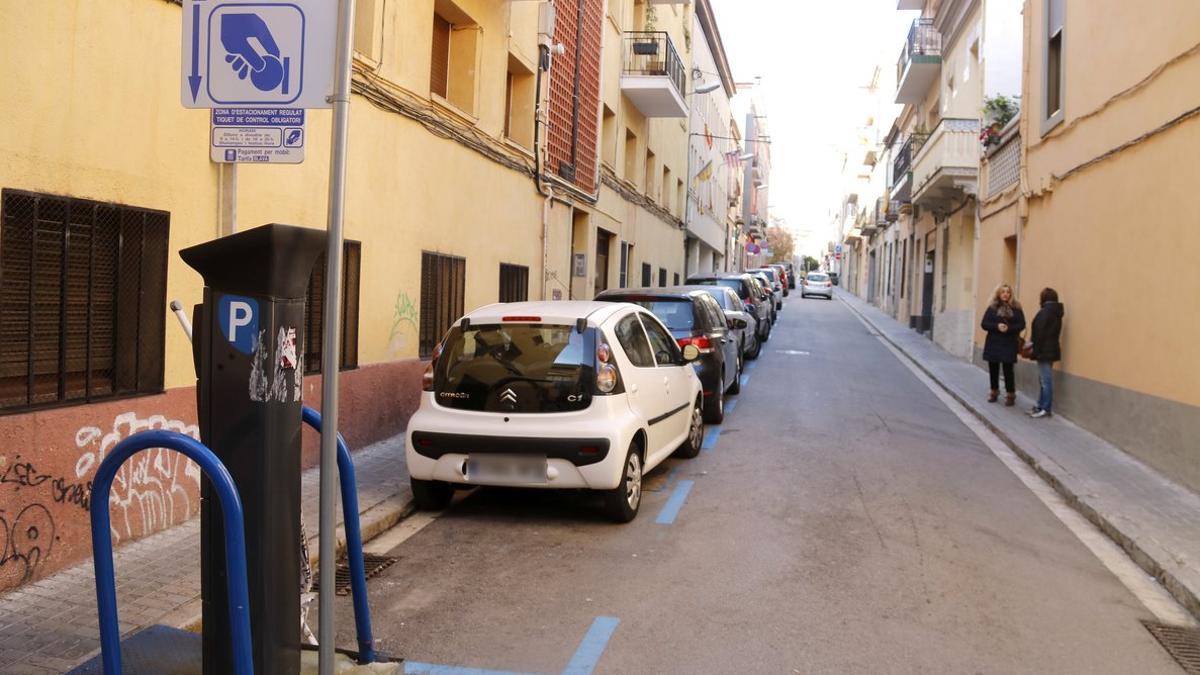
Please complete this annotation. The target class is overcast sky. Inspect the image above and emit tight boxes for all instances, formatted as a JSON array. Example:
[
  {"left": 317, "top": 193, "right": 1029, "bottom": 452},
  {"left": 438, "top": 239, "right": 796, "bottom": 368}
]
[{"left": 709, "top": 0, "right": 918, "bottom": 257}]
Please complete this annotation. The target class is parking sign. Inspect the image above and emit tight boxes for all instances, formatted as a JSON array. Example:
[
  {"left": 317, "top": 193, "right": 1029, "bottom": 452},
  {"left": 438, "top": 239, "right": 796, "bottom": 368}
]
[{"left": 182, "top": 0, "right": 336, "bottom": 108}]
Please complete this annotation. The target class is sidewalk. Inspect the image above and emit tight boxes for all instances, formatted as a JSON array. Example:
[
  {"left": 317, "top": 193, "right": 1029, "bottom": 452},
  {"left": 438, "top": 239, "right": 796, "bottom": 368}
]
[
  {"left": 0, "top": 433, "right": 413, "bottom": 675},
  {"left": 838, "top": 289, "right": 1200, "bottom": 623}
]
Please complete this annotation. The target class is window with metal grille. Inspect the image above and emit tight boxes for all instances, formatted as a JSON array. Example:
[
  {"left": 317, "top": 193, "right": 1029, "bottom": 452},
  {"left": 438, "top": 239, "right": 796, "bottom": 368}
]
[
  {"left": 673, "top": 273, "right": 680, "bottom": 286},
  {"left": 498, "top": 263, "right": 528, "bottom": 302},
  {"left": 658, "top": 268, "right": 667, "bottom": 287},
  {"left": 304, "top": 241, "right": 361, "bottom": 375},
  {"left": 641, "top": 263, "right": 652, "bottom": 287},
  {"left": 419, "top": 252, "right": 466, "bottom": 358},
  {"left": 430, "top": 13, "right": 451, "bottom": 98},
  {"left": 0, "top": 190, "right": 168, "bottom": 412},
  {"left": 618, "top": 242, "right": 629, "bottom": 288}
]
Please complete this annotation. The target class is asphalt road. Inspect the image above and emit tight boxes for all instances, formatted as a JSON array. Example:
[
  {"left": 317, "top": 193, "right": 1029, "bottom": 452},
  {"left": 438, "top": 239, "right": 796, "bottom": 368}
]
[{"left": 330, "top": 294, "right": 1183, "bottom": 674}]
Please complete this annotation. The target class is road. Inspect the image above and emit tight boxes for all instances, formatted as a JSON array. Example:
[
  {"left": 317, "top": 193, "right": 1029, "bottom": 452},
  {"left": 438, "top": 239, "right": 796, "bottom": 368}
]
[{"left": 329, "top": 295, "right": 1183, "bottom": 674}]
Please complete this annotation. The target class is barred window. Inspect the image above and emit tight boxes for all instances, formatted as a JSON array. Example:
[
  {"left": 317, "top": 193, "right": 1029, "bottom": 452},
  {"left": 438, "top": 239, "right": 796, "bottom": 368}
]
[
  {"left": 419, "top": 252, "right": 466, "bottom": 358},
  {"left": 641, "top": 263, "right": 651, "bottom": 287},
  {"left": 498, "top": 263, "right": 528, "bottom": 302},
  {"left": 304, "top": 240, "right": 361, "bottom": 375},
  {"left": 0, "top": 190, "right": 168, "bottom": 412}
]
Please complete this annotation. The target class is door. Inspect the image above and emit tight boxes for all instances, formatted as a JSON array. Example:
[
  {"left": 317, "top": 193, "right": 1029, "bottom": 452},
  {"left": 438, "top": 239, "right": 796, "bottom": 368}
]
[
  {"left": 639, "top": 314, "right": 692, "bottom": 464},
  {"left": 595, "top": 230, "right": 611, "bottom": 293},
  {"left": 921, "top": 249, "right": 936, "bottom": 333},
  {"left": 611, "top": 312, "right": 673, "bottom": 457}
]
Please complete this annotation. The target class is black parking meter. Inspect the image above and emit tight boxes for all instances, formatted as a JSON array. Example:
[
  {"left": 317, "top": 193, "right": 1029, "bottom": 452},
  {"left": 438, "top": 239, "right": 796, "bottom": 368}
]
[{"left": 181, "top": 223, "right": 326, "bottom": 675}]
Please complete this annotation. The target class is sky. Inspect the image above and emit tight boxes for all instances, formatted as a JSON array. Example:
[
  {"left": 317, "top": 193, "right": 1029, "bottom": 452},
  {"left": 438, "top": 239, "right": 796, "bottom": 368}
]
[{"left": 709, "top": 0, "right": 919, "bottom": 257}]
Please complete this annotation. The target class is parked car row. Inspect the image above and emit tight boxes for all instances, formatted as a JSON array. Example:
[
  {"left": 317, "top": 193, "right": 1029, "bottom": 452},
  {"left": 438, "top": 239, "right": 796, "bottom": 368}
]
[{"left": 405, "top": 271, "right": 792, "bottom": 523}]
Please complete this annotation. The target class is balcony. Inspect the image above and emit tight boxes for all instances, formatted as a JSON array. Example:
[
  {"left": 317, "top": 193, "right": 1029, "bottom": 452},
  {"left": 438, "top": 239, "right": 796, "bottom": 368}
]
[
  {"left": 873, "top": 197, "right": 889, "bottom": 229},
  {"left": 911, "top": 118, "right": 981, "bottom": 211},
  {"left": 895, "top": 19, "right": 941, "bottom": 104},
  {"left": 621, "top": 32, "right": 687, "bottom": 118},
  {"left": 897, "top": 0, "right": 924, "bottom": 8},
  {"left": 890, "top": 132, "right": 928, "bottom": 203}
]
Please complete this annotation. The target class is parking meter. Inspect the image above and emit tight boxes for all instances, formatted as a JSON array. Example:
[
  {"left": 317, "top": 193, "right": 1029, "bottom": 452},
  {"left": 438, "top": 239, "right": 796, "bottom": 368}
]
[{"left": 181, "top": 223, "right": 326, "bottom": 675}]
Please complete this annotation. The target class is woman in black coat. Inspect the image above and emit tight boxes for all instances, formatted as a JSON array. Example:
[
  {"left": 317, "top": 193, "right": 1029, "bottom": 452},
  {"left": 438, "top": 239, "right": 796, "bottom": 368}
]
[
  {"left": 980, "top": 284, "right": 1026, "bottom": 406},
  {"left": 1028, "top": 287, "right": 1064, "bottom": 418}
]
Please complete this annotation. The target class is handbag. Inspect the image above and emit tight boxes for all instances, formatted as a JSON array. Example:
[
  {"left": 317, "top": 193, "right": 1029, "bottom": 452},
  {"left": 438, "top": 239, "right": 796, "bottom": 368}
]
[{"left": 1020, "top": 339, "right": 1034, "bottom": 360}]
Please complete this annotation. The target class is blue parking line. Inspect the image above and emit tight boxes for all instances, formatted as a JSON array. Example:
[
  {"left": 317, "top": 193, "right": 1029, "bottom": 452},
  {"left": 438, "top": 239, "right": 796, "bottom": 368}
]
[
  {"left": 746, "top": 360, "right": 759, "bottom": 372},
  {"left": 562, "top": 616, "right": 621, "bottom": 675},
  {"left": 725, "top": 397, "right": 739, "bottom": 414},
  {"left": 405, "top": 663, "right": 537, "bottom": 675},
  {"left": 739, "top": 373, "right": 750, "bottom": 387},
  {"left": 701, "top": 426, "right": 722, "bottom": 451},
  {"left": 655, "top": 480, "right": 695, "bottom": 525}
]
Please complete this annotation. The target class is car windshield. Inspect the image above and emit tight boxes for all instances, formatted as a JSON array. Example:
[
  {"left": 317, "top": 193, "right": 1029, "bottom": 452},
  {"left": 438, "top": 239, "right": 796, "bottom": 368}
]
[
  {"left": 434, "top": 324, "right": 592, "bottom": 412},
  {"left": 807, "top": 273, "right": 829, "bottom": 283}
]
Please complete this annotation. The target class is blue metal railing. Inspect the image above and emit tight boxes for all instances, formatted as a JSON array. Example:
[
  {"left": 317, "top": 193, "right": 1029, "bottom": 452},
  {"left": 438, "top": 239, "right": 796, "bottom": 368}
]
[
  {"left": 301, "top": 405, "right": 377, "bottom": 664},
  {"left": 90, "top": 431, "right": 253, "bottom": 675}
]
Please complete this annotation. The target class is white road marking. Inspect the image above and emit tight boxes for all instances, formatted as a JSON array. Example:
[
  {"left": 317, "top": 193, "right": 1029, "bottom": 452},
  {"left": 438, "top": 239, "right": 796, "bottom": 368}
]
[
  {"left": 364, "top": 510, "right": 441, "bottom": 555},
  {"left": 847, "top": 306, "right": 1198, "bottom": 627}
]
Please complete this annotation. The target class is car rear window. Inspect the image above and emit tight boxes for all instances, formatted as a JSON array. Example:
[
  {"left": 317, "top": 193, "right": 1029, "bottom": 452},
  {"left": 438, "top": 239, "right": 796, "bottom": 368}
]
[
  {"left": 757, "top": 269, "right": 778, "bottom": 282},
  {"left": 434, "top": 324, "right": 593, "bottom": 412},
  {"left": 607, "top": 298, "right": 695, "bottom": 331},
  {"left": 698, "top": 288, "right": 730, "bottom": 309},
  {"left": 807, "top": 273, "right": 829, "bottom": 282}
]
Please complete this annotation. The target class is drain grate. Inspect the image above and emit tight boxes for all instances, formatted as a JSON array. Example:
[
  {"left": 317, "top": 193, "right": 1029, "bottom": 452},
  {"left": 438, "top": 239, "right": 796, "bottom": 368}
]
[
  {"left": 312, "top": 554, "right": 399, "bottom": 596},
  {"left": 1143, "top": 620, "right": 1200, "bottom": 674}
]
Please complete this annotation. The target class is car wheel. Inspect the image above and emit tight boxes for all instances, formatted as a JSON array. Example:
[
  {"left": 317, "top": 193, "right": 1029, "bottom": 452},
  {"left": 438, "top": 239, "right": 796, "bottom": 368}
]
[
  {"left": 747, "top": 332, "right": 762, "bottom": 360},
  {"left": 727, "top": 354, "right": 742, "bottom": 395},
  {"left": 760, "top": 320, "right": 771, "bottom": 343},
  {"left": 603, "top": 443, "right": 644, "bottom": 522},
  {"left": 411, "top": 477, "right": 453, "bottom": 511},
  {"left": 675, "top": 399, "right": 704, "bottom": 459},
  {"left": 702, "top": 385, "right": 725, "bottom": 424}
]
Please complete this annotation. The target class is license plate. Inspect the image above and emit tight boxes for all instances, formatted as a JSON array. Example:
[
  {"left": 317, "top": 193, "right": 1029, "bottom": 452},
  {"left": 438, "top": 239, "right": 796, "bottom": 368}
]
[{"left": 466, "top": 455, "right": 548, "bottom": 484}]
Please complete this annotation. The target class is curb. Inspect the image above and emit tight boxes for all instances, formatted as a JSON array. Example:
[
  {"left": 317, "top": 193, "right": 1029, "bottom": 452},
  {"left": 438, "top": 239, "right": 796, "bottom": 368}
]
[
  {"left": 175, "top": 493, "right": 417, "bottom": 634},
  {"left": 838, "top": 294, "right": 1200, "bottom": 623}
]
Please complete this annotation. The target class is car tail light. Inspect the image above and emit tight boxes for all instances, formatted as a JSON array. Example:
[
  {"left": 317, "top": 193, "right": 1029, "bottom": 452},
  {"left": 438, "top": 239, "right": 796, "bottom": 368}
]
[
  {"left": 423, "top": 342, "right": 442, "bottom": 392},
  {"left": 595, "top": 340, "right": 619, "bottom": 393},
  {"left": 502, "top": 315, "right": 542, "bottom": 322},
  {"left": 677, "top": 335, "right": 714, "bottom": 354}
]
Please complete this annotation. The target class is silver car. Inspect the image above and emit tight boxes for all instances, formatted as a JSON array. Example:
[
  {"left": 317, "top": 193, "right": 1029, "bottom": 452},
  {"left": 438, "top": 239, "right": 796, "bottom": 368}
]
[
  {"left": 696, "top": 286, "right": 761, "bottom": 360},
  {"left": 801, "top": 272, "right": 834, "bottom": 300},
  {"left": 750, "top": 268, "right": 784, "bottom": 311}
]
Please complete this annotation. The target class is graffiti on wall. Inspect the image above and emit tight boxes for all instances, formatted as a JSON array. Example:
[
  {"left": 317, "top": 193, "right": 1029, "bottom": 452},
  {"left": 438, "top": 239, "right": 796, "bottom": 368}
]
[
  {"left": 388, "top": 292, "right": 418, "bottom": 355},
  {"left": 0, "top": 503, "right": 55, "bottom": 591},
  {"left": 74, "top": 412, "right": 202, "bottom": 544}
]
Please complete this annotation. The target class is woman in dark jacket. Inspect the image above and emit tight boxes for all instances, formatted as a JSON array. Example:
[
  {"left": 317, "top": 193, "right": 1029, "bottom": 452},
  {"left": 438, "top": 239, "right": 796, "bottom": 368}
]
[
  {"left": 980, "top": 284, "right": 1026, "bottom": 406},
  {"left": 1028, "top": 288, "right": 1064, "bottom": 418}
]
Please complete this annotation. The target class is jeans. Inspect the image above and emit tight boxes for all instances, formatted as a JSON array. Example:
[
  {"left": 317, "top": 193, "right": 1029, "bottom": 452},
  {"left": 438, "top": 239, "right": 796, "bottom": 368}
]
[
  {"left": 1037, "top": 360, "right": 1054, "bottom": 412},
  {"left": 988, "top": 361, "right": 1015, "bottom": 393}
]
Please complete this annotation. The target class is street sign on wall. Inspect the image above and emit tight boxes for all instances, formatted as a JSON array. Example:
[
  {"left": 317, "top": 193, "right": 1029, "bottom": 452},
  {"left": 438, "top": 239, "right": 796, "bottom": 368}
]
[
  {"left": 182, "top": 0, "right": 336, "bottom": 109},
  {"left": 211, "top": 108, "right": 305, "bottom": 163}
]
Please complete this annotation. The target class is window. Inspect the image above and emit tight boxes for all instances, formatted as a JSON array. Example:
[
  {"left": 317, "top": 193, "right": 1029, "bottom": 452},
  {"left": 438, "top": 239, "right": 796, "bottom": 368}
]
[
  {"left": 419, "top": 252, "right": 466, "bottom": 358},
  {"left": 498, "top": 263, "right": 528, "bottom": 302},
  {"left": 0, "top": 190, "right": 168, "bottom": 412},
  {"left": 430, "top": 14, "right": 451, "bottom": 98},
  {"left": 624, "top": 130, "right": 639, "bottom": 185},
  {"left": 1044, "top": 0, "right": 1065, "bottom": 129},
  {"left": 304, "top": 241, "right": 362, "bottom": 375},
  {"left": 641, "top": 263, "right": 652, "bottom": 287},
  {"left": 638, "top": 314, "right": 682, "bottom": 367},
  {"left": 595, "top": 230, "right": 611, "bottom": 293},
  {"left": 601, "top": 106, "right": 617, "bottom": 167},
  {"left": 658, "top": 267, "right": 667, "bottom": 287},
  {"left": 662, "top": 166, "right": 672, "bottom": 210},
  {"left": 613, "top": 314, "right": 654, "bottom": 368},
  {"left": 618, "top": 241, "right": 630, "bottom": 288},
  {"left": 504, "top": 55, "right": 535, "bottom": 148},
  {"left": 673, "top": 273, "right": 680, "bottom": 286},
  {"left": 645, "top": 149, "right": 656, "bottom": 196},
  {"left": 430, "top": 3, "right": 480, "bottom": 113},
  {"left": 677, "top": 179, "right": 685, "bottom": 219}
]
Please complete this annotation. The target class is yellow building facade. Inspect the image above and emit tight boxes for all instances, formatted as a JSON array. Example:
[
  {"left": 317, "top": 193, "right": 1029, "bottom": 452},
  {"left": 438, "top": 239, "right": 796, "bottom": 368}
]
[{"left": 995, "top": 0, "right": 1200, "bottom": 490}]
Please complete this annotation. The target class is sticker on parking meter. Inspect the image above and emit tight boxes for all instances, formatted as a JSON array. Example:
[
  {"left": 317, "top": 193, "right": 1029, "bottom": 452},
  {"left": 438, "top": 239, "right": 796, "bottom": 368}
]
[
  {"left": 218, "top": 294, "right": 259, "bottom": 354},
  {"left": 279, "top": 327, "right": 297, "bottom": 369}
]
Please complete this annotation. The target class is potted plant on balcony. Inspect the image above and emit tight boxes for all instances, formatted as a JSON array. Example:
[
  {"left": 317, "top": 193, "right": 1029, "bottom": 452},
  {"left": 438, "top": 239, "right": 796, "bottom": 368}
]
[{"left": 981, "top": 94, "right": 1019, "bottom": 147}]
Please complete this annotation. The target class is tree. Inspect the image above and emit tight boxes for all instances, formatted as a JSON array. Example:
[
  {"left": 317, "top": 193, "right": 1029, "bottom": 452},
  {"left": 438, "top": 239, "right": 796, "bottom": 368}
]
[
  {"left": 801, "top": 255, "right": 821, "bottom": 273},
  {"left": 765, "top": 226, "right": 794, "bottom": 265}
]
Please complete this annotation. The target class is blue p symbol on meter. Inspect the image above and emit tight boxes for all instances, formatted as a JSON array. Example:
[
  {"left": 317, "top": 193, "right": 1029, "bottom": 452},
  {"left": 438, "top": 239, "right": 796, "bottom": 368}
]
[{"left": 219, "top": 295, "right": 260, "bottom": 354}]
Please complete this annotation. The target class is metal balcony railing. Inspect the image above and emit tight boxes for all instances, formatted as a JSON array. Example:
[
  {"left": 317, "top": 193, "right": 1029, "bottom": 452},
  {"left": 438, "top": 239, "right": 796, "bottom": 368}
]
[
  {"left": 896, "top": 18, "right": 942, "bottom": 84},
  {"left": 623, "top": 31, "right": 685, "bottom": 99},
  {"left": 892, "top": 132, "right": 929, "bottom": 183}
]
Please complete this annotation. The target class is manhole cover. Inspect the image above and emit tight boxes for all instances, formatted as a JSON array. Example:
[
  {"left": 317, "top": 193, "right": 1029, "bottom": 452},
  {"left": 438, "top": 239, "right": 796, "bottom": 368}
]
[
  {"left": 1143, "top": 620, "right": 1200, "bottom": 674},
  {"left": 312, "top": 554, "right": 400, "bottom": 596}
]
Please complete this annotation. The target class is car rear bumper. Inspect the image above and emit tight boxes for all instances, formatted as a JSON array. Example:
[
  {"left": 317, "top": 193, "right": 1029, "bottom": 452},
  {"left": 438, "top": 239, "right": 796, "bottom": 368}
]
[{"left": 406, "top": 393, "right": 639, "bottom": 490}]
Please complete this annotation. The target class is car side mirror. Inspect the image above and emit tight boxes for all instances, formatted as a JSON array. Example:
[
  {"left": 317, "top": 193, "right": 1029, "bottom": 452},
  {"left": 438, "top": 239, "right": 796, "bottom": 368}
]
[{"left": 681, "top": 344, "right": 701, "bottom": 362}]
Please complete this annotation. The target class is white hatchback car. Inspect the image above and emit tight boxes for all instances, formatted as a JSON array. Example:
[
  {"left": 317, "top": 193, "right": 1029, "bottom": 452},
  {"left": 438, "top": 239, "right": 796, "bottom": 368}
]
[
  {"left": 801, "top": 272, "right": 834, "bottom": 300},
  {"left": 407, "top": 301, "right": 705, "bottom": 522}
]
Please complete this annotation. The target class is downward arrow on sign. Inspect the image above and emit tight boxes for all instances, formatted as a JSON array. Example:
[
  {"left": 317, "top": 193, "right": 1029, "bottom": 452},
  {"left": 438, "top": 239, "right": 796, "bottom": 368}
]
[{"left": 188, "top": 3, "right": 202, "bottom": 102}]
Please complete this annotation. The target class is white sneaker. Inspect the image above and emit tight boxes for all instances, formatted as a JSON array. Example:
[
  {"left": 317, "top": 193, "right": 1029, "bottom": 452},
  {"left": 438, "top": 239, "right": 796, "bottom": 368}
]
[{"left": 1030, "top": 409, "right": 1051, "bottom": 419}]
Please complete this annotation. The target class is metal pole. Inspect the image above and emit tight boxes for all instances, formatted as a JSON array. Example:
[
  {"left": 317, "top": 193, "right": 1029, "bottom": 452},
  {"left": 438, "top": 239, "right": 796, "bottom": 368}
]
[{"left": 319, "top": 0, "right": 356, "bottom": 672}]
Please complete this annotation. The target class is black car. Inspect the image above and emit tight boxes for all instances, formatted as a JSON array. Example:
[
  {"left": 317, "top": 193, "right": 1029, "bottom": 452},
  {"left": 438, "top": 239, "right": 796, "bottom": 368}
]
[
  {"left": 596, "top": 287, "right": 741, "bottom": 423},
  {"left": 686, "top": 273, "right": 773, "bottom": 343}
]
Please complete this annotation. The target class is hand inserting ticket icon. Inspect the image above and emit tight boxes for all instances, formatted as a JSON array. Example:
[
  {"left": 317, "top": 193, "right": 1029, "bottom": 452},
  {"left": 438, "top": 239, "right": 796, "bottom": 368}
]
[{"left": 220, "top": 13, "right": 289, "bottom": 94}]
